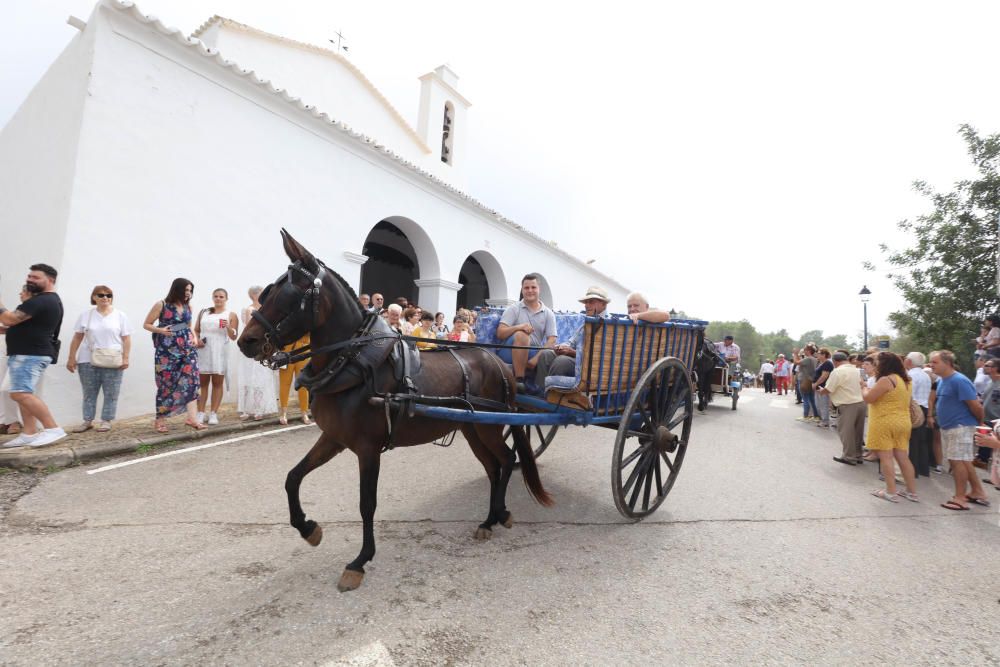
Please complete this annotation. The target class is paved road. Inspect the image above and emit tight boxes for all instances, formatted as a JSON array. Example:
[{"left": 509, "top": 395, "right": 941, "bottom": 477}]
[{"left": 2, "top": 388, "right": 998, "bottom": 665}]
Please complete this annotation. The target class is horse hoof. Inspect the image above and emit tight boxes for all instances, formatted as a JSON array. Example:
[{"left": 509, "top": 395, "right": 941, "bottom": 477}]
[
  {"left": 474, "top": 527, "right": 493, "bottom": 541},
  {"left": 305, "top": 524, "right": 323, "bottom": 547},
  {"left": 501, "top": 512, "right": 513, "bottom": 529},
  {"left": 337, "top": 569, "right": 364, "bottom": 592}
]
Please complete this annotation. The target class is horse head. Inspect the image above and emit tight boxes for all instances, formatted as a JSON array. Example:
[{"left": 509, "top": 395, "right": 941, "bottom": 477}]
[{"left": 238, "top": 228, "right": 364, "bottom": 362}]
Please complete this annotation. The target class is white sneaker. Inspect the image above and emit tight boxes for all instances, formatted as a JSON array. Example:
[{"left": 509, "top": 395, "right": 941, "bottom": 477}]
[
  {"left": 196, "top": 411, "right": 206, "bottom": 424},
  {"left": 207, "top": 412, "right": 219, "bottom": 425},
  {"left": 2, "top": 432, "right": 39, "bottom": 448},
  {"left": 29, "top": 427, "right": 68, "bottom": 447}
]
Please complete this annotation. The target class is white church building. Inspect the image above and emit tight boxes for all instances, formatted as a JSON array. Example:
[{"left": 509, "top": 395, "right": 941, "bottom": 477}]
[{"left": 0, "top": 0, "right": 630, "bottom": 424}]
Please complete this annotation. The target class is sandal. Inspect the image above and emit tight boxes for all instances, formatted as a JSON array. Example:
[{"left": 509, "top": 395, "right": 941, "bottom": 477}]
[
  {"left": 871, "top": 489, "right": 899, "bottom": 503},
  {"left": 966, "top": 497, "right": 991, "bottom": 507},
  {"left": 941, "top": 499, "right": 969, "bottom": 511},
  {"left": 302, "top": 413, "right": 313, "bottom": 425},
  {"left": 6, "top": 422, "right": 22, "bottom": 435},
  {"left": 95, "top": 422, "right": 112, "bottom": 432},
  {"left": 154, "top": 419, "right": 169, "bottom": 434},
  {"left": 184, "top": 419, "right": 208, "bottom": 431},
  {"left": 71, "top": 421, "right": 94, "bottom": 433},
  {"left": 896, "top": 490, "right": 920, "bottom": 503},
  {"left": 278, "top": 412, "right": 288, "bottom": 426}
]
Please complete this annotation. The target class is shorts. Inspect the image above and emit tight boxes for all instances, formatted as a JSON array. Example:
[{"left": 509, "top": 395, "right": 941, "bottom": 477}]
[
  {"left": 941, "top": 425, "right": 976, "bottom": 461},
  {"left": 6, "top": 355, "right": 50, "bottom": 394}
]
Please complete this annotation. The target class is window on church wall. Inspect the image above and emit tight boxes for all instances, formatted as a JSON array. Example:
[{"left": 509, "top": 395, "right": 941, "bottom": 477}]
[{"left": 441, "top": 102, "right": 454, "bottom": 164}]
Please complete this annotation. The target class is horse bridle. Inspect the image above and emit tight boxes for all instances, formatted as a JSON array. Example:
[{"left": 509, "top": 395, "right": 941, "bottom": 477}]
[{"left": 251, "top": 259, "right": 326, "bottom": 358}]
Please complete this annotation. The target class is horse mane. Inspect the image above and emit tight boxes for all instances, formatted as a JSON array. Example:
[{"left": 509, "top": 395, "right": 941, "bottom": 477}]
[{"left": 322, "top": 261, "right": 366, "bottom": 317}]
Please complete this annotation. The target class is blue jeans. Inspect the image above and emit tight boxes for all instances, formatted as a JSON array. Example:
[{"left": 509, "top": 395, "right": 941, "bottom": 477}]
[
  {"left": 6, "top": 355, "right": 49, "bottom": 393},
  {"left": 815, "top": 392, "right": 830, "bottom": 424},
  {"left": 802, "top": 391, "right": 818, "bottom": 418},
  {"left": 77, "top": 363, "right": 124, "bottom": 422}
]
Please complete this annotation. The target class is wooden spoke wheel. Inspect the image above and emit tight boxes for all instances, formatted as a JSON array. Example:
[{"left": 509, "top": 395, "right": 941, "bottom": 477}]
[
  {"left": 505, "top": 424, "right": 561, "bottom": 463},
  {"left": 612, "top": 357, "right": 694, "bottom": 520}
]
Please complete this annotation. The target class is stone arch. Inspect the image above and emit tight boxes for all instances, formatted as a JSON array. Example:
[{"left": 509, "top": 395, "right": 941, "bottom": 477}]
[
  {"left": 360, "top": 216, "right": 440, "bottom": 305},
  {"left": 456, "top": 250, "right": 508, "bottom": 310}
]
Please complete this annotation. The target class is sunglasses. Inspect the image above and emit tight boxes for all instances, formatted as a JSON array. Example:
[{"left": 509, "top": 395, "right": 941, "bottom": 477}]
[{"left": 94, "top": 293, "right": 113, "bottom": 298}]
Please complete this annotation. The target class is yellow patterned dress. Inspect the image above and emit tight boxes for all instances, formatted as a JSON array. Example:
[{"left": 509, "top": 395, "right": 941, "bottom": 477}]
[{"left": 867, "top": 373, "right": 912, "bottom": 451}]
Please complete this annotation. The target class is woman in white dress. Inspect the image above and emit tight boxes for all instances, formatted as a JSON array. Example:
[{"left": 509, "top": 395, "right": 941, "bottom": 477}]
[
  {"left": 237, "top": 286, "right": 278, "bottom": 420},
  {"left": 194, "top": 288, "right": 238, "bottom": 425}
]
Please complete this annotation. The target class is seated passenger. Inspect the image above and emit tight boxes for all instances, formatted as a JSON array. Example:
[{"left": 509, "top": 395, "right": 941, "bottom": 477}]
[
  {"left": 625, "top": 292, "right": 671, "bottom": 324},
  {"left": 533, "top": 286, "right": 611, "bottom": 394},
  {"left": 496, "top": 274, "right": 557, "bottom": 392}
]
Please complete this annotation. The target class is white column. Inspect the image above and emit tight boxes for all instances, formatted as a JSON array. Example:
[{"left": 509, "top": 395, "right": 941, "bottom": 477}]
[
  {"left": 342, "top": 251, "right": 368, "bottom": 290},
  {"left": 414, "top": 277, "right": 462, "bottom": 314}
]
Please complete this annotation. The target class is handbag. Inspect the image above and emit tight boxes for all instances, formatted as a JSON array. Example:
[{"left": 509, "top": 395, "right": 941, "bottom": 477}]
[
  {"left": 800, "top": 378, "right": 813, "bottom": 393},
  {"left": 86, "top": 310, "right": 123, "bottom": 369},
  {"left": 909, "top": 400, "right": 925, "bottom": 428}
]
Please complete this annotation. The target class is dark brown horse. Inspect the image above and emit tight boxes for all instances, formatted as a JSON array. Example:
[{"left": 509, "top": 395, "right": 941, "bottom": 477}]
[{"left": 238, "top": 230, "right": 552, "bottom": 591}]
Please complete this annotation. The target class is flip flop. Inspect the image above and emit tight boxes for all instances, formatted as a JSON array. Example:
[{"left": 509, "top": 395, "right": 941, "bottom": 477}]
[
  {"left": 940, "top": 500, "right": 969, "bottom": 511},
  {"left": 966, "top": 497, "right": 991, "bottom": 507},
  {"left": 184, "top": 420, "right": 207, "bottom": 431},
  {"left": 833, "top": 456, "right": 856, "bottom": 466},
  {"left": 871, "top": 489, "right": 899, "bottom": 502}
]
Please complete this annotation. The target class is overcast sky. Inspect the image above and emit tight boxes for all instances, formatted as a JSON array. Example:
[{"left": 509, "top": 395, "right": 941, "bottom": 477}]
[{"left": 4, "top": 0, "right": 997, "bottom": 342}]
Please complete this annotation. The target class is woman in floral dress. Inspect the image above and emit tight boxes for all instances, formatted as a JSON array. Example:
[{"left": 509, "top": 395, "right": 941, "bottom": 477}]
[{"left": 142, "top": 278, "right": 205, "bottom": 433}]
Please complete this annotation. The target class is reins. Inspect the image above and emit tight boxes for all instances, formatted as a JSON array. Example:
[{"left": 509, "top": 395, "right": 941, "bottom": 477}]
[{"left": 265, "top": 329, "right": 555, "bottom": 369}]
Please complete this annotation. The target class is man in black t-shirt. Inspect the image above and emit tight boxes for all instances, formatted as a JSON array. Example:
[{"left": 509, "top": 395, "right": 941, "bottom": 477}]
[{"left": 0, "top": 264, "right": 66, "bottom": 448}]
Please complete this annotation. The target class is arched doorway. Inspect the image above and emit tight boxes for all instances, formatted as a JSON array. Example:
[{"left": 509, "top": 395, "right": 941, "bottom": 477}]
[
  {"left": 360, "top": 220, "right": 419, "bottom": 304},
  {"left": 456, "top": 251, "right": 509, "bottom": 311},
  {"left": 457, "top": 256, "right": 488, "bottom": 309}
]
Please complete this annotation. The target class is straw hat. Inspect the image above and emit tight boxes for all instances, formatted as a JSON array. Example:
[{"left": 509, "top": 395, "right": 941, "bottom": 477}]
[{"left": 578, "top": 286, "right": 610, "bottom": 303}]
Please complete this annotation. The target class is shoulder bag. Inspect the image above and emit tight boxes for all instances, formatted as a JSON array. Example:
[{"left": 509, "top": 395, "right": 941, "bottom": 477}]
[{"left": 87, "top": 309, "right": 123, "bottom": 369}]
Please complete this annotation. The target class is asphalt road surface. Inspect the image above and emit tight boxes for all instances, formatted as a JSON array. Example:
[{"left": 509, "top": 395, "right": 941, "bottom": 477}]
[{"left": 2, "top": 388, "right": 998, "bottom": 665}]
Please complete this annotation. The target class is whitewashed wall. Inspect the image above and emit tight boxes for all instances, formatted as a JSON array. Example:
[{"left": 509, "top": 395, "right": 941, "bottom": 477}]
[{"left": 1, "top": 1, "right": 629, "bottom": 426}]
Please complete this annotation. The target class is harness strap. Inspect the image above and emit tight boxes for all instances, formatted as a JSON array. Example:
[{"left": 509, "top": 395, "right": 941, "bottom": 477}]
[{"left": 448, "top": 348, "right": 472, "bottom": 404}]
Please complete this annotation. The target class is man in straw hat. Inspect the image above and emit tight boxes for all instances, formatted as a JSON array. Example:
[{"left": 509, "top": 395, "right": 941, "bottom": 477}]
[{"left": 529, "top": 286, "right": 611, "bottom": 394}]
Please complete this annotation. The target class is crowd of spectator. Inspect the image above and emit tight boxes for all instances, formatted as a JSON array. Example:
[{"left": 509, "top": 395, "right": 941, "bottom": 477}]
[
  {"left": 753, "top": 323, "right": 1000, "bottom": 508},
  {"left": 0, "top": 260, "right": 484, "bottom": 447}
]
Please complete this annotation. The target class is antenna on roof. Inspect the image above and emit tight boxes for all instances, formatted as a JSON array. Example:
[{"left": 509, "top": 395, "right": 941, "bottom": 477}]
[{"left": 328, "top": 29, "right": 349, "bottom": 55}]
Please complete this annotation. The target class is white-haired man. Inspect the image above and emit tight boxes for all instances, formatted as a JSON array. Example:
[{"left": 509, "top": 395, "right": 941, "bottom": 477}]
[
  {"left": 904, "top": 351, "right": 933, "bottom": 475},
  {"left": 625, "top": 292, "right": 670, "bottom": 324}
]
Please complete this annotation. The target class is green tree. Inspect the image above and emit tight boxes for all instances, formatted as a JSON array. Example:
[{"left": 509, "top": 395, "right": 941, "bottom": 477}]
[{"left": 875, "top": 124, "right": 1000, "bottom": 363}]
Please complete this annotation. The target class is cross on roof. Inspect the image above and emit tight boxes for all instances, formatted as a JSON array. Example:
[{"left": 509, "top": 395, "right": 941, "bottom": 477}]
[{"left": 329, "top": 29, "right": 349, "bottom": 54}]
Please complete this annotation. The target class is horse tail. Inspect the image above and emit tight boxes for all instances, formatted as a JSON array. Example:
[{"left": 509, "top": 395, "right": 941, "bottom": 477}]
[{"left": 511, "top": 425, "right": 554, "bottom": 507}]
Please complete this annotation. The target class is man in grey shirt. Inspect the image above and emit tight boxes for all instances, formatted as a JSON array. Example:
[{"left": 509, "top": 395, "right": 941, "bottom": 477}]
[{"left": 496, "top": 274, "right": 557, "bottom": 389}]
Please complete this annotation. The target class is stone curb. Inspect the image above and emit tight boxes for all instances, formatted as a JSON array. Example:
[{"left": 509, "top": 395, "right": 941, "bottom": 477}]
[{"left": 0, "top": 417, "right": 286, "bottom": 471}]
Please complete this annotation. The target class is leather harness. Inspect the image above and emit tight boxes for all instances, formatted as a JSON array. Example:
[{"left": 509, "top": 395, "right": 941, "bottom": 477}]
[{"left": 251, "top": 260, "right": 520, "bottom": 452}]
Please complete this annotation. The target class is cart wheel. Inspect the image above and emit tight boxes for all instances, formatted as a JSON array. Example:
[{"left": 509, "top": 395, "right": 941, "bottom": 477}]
[
  {"left": 504, "top": 424, "right": 560, "bottom": 463},
  {"left": 612, "top": 357, "right": 693, "bottom": 520}
]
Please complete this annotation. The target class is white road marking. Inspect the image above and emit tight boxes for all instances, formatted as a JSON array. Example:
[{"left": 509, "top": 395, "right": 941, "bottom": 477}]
[
  {"left": 325, "top": 641, "right": 397, "bottom": 666},
  {"left": 86, "top": 424, "right": 315, "bottom": 475}
]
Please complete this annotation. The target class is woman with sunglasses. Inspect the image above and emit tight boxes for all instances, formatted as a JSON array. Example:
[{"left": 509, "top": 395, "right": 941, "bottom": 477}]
[{"left": 65, "top": 285, "right": 132, "bottom": 432}]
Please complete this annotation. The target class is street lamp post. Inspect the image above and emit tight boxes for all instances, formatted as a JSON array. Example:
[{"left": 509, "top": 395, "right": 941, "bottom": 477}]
[{"left": 859, "top": 285, "right": 871, "bottom": 349}]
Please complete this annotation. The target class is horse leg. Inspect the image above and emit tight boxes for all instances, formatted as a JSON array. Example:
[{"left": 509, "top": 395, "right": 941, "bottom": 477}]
[
  {"left": 477, "top": 424, "right": 516, "bottom": 529},
  {"left": 461, "top": 424, "right": 502, "bottom": 540},
  {"left": 338, "top": 448, "right": 381, "bottom": 592},
  {"left": 286, "top": 432, "right": 344, "bottom": 547}
]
